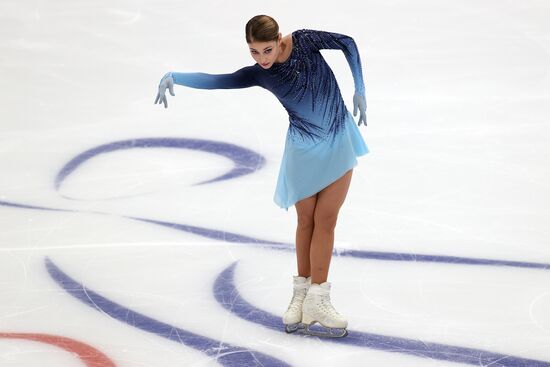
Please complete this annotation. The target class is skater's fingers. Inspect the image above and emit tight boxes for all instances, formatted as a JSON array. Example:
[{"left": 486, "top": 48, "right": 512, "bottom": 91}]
[
  {"left": 154, "top": 93, "right": 160, "bottom": 105},
  {"left": 353, "top": 102, "right": 358, "bottom": 116},
  {"left": 168, "top": 81, "right": 175, "bottom": 96},
  {"left": 163, "top": 95, "right": 167, "bottom": 108}
]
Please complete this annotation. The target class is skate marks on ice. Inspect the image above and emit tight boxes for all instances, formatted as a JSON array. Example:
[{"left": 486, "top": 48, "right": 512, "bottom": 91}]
[
  {"left": 214, "top": 261, "right": 550, "bottom": 367},
  {"left": 2, "top": 197, "right": 550, "bottom": 272},
  {"left": 131, "top": 211, "right": 550, "bottom": 271},
  {"left": 3, "top": 136, "right": 550, "bottom": 365},
  {"left": 42, "top": 255, "right": 550, "bottom": 367},
  {"left": 45, "top": 257, "right": 292, "bottom": 367},
  {"left": 0, "top": 332, "right": 117, "bottom": 367},
  {"left": 3, "top": 135, "right": 550, "bottom": 270}
]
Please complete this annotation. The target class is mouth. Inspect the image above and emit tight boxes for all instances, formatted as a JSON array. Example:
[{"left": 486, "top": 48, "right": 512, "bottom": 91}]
[{"left": 261, "top": 62, "right": 270, "bottom": 67}]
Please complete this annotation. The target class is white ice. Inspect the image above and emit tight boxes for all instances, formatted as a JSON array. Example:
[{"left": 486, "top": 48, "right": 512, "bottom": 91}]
[{"left": 1, "top": 0, "right": 550, "bottom": 366}]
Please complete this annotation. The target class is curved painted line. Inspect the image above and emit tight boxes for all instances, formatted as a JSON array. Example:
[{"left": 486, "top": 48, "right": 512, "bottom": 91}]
[
  {"left": 0, "top": 332, "right": 116, "bottom": 367},
  {"left": 44, "top": 257, "right": 291, "bottom": 367},
  {"left": 214, "top": 261, "right": 550, "bottom": 367},
  {"left": 0, "top": 199, "right": 549, "bottom": 272},
  {"left": 127, "top": 216, "right": 550, "bottom": 271},
  {"left": 0, "top": 199, "right": 74, "bottom": 213},
  {"left": 128, "top": 216, "right": 289, "bottom": 248},
  {"left": 54, "top": 137, "right": 266, "bottom": 192}
]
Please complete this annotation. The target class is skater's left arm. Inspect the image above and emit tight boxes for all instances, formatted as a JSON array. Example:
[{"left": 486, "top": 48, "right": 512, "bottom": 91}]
[{"left": 303, "top": 29, "right": 367, "bottom": 126}]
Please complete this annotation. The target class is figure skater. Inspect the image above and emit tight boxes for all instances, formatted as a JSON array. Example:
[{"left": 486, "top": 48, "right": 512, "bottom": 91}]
[{"left": 154, "top": 14, "right": 368, "bottom": 338}]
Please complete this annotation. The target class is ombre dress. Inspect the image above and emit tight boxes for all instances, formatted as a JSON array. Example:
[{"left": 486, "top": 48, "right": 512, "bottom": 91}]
[{"left": 170, "top": 29, "right": 369, "bottom": 211}]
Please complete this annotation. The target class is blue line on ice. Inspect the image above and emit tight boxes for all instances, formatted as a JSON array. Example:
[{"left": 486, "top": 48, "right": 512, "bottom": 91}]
[
  {"left": 214, "top": 261, "right": 550, "bottom": 367},
  {"left": 54, "top": 137, "right": 266, "bottom": 192},
  {"left": 45, "top": 257, "right": 291, "bottom": 367}
]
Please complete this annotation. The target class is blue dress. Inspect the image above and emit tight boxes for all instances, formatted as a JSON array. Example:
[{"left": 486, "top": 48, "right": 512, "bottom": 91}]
[{"left": 170, "top": 29, "right": 369, "bottom": 210}]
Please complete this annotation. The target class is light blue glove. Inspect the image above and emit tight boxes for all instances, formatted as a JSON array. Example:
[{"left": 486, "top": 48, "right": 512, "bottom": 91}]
[
  {"left": 353, "top": 92, "right": 367, "bottom": 126},
  {"left": 154, "top": 72, "right": 175, "bottom": 108}
]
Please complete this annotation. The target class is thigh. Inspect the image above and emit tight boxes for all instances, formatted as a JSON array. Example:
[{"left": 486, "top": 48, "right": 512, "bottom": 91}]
[{"left": 314, "top": 169, "right": 353, "bottom": 218}]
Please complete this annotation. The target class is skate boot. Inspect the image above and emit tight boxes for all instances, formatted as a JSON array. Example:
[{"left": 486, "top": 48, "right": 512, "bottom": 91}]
[
  {"left": 300, "top": 281, "right": 348, "bottom": 338},
  {"left": 282, "top": 275, "right": 311, "bottom": 333}
]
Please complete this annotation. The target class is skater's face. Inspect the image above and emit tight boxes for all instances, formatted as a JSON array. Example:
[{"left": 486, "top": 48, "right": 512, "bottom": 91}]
[{"left": 248, "top": 33, "right": 282, "bottom": 69}]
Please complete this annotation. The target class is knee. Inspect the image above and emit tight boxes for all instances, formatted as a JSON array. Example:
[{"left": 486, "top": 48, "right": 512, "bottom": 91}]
[
  {"left": 297, "top": 213, "right": 315, "bottom": 230},
  {"left": 314, "top": 212, "right": 338, "bottom": 232}
]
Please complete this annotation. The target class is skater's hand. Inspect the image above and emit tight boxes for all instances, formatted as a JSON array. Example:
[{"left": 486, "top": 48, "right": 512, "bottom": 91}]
[
  {"left": 155, "top": 72, "right": 175, "bottom": 108},
  {"left": 353, "top": 92, "right": 367, "bottom": 126}
]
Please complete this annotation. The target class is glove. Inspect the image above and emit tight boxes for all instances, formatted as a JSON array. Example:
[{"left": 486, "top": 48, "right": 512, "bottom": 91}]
[
  {"left": 353, "top": 92, "right": 367, "bottom": 126},
  {"left": 154, "top": 72, "right": 175, "bottom": 108}
]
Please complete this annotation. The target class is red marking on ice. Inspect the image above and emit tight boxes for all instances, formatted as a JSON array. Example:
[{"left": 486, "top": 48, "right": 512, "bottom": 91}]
[{"left": 0, "top": 332, "right": 117, "bottom": 367}]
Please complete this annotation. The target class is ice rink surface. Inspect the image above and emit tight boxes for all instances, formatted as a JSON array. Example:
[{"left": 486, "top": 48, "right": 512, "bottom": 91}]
[{"left": 1, "top": 0, "right": 550, "bottom": 366}]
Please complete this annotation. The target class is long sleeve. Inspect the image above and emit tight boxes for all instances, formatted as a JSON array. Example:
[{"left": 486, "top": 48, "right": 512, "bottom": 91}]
[
  {"left": 171, "top": 65, "right": 258, "bottom": 89},
  {"left": 302, "top": 29, "right": 366, "bottom": 95}
]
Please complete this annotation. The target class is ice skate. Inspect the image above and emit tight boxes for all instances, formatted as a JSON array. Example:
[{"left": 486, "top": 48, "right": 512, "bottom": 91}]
[
  {"left": 299, "top": 281, "right": 348, "bottom": 338},
  {"left": 282, "top": 275, "right": 311, "bottom": 333}
]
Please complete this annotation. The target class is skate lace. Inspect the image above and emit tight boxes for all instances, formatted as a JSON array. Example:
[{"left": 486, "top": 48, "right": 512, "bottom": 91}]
[
  {"left": 317, "top": 294, "right": 340, "bottom": 317},
  {"left": 287, "top": 288, "right": 307, "bottom": 312}
]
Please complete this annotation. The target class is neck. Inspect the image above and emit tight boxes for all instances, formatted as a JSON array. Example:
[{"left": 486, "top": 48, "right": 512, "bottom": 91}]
[{"left": 276, "top": 37, "right": 290, "bottom": 63}]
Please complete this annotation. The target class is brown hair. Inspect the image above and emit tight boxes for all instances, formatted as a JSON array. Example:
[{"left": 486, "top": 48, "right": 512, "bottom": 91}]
[{"left": 245, "top": 15, "right": 279, "bottom": 43}]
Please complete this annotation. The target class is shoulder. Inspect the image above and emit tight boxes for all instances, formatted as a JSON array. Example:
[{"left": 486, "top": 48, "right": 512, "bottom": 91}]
[
  {"left": 291, "top": 29, "right": 328, "bottom": 43},
  {"left": 291, "top": 29, "right": 307, "bottom": 39},
  {"left": 243, "top": 64, "right": 267, "bottom": 87},
  {"left": 234, "top": 64, "right": 259, "bottom": 76},
  {"left": 290, "top": 29, "right": 315, "bottom": 47},
  {"left": 233, "top": 64, "right": 261, "bottom": 83},
  {"left": 293, "top": 28, "right": 314, "bottom": 34},
  {"left": 292, "top": 29, "right": 319, "bottom": 37}
]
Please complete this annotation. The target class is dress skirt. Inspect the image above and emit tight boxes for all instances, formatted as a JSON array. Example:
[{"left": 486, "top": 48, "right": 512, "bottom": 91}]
[{"left": 273, "top": 110, "right": 369, "bottom": 211}]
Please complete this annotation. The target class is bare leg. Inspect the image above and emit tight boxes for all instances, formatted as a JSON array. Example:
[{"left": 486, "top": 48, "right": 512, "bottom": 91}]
[
  {"left": 294, "top": 193, "right": 318, "bottom": 277},
  {"left": 310, "top": 169, "right": 353, "bottom": 284}
]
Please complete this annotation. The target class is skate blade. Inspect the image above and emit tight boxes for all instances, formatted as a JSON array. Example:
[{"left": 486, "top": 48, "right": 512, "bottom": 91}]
[
  {"left": 296, "top": 322, "right": 348, "bottom": 338},
  {"left": 284, "top": 322, "right": 306, "bottom": 333}
]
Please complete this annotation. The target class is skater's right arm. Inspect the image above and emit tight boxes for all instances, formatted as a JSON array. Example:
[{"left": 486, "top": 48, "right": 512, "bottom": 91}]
[{"left": 154, "top": 66, "right": 258, "bottom": 108}]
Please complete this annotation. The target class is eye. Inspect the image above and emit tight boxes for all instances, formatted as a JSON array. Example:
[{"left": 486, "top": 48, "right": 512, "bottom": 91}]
[{"left": 265, "top": 49, "right": 272, "bottom": 54}]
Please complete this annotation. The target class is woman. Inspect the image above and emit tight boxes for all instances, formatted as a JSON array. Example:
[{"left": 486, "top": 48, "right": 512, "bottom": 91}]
[{"left": 155, "top": 15, "right": 368, "bottom": 338}]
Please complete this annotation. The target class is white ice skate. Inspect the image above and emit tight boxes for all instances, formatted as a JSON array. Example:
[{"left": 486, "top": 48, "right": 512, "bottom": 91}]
[
  {"left": 282, "top": 275, "right": 311, "bottom": 333},
  {"left": 300, "top": 281, "right": 348, "bottom": 338}
]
